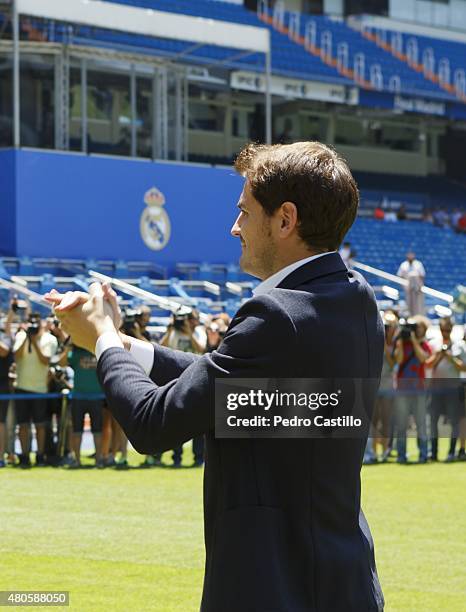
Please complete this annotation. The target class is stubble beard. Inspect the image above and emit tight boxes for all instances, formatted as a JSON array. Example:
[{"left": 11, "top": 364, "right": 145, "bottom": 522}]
[{"left": 239, "top": 225, "right": 276, "bottom": 280}]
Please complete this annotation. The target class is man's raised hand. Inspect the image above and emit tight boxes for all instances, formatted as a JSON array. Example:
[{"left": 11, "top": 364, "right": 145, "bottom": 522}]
[
  {"left": 44, "top": 282, "right": 122, "bottom": 328},
  {"left": 44, "top": 283, "right": 119, "bottom": 353}
]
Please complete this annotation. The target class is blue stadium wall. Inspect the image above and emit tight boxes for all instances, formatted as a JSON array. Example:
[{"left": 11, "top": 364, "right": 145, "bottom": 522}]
[
  {"left": 0, "top": 150, "right": 243, "bottom": 268},
  {"left": 0, "top": 150, "right": 17, "bottom": 255}
]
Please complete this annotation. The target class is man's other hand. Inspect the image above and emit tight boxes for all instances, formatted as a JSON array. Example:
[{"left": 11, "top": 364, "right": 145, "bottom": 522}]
[{"left": 45, "top": 282, "right": 122, "bottom": 328}]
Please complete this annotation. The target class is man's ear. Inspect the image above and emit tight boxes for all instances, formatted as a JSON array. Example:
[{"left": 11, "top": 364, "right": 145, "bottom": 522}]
[{"left": 279, "top": 201, "right": 298, "bottom": 236}]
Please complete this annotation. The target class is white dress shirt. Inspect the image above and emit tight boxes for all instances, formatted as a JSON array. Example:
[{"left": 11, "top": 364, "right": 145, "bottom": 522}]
[
  {"left": 95, "top": 331, "right": 155, "bottom": 375},
  {"left": 252, "top": 251, "right": 335, "bottom": 296},
  {"left": 96, "top": 251, "right": 336, "bottom": 373}
]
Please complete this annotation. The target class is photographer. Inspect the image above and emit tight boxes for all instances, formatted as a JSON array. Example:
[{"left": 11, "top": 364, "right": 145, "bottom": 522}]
[
  {"left": 160, "top": 308, "right": 206, "bottom": 355},
  {"left": 160, "top": 308, "right": 206, "bottom": 467},
  {"left": 13, "top": 313, "right": 58, "bottom": 466},
  {"left": 46, "top": 356, "right": 73, "bottom": 464},
  {"left": 205, "top": 317, "right": 228, "bottom": 353},
  {"left": 134, "top": 305, "right": 152, "bottom": 342},
  {"left": 426, "top": 317, "right": 466, "bottom": 462},
  {"left": 0, "top": 303, "right": 15, "bottom": 467},
  {"left": 104, "top": 307, "right": 154, "bottom": 468},
  {"left": 62, "top": 345, "right": 104, "bottom": 468},
  {"left": 120, "top": 305, "right": 161, "bottom": 469},
  {"left": 45, "top": 318, "right": 72, "bottom": 463},
  {"left": 394, "top": 315, "right": 431, "bottom": 463},
  {"left": 371, "top": 310, "right": 398, "bottom": 462}
]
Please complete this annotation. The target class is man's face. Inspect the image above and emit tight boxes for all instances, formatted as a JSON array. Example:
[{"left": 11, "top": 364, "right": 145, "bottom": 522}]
[
  {"left": 231, "top": 182, "right": 277, "bottom": 279},
  {"left": 407, "top": 252, "right": 415, "bottom": 263}
]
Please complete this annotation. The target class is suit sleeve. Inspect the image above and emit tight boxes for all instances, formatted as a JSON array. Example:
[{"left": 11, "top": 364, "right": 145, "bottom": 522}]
[
  {"left": 97, "top": 295, "right": 296, "bottom": 455},
  {"left": 149, "top": 344, "right": 201, "bottom": 385}
]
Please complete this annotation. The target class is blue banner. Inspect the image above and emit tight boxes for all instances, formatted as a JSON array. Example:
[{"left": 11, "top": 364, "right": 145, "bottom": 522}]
[
  {"left": 0, "top": 150, "right": 244, "bottom": 268},
  {"left": 359, "top": 89, "right": 466, "bottom": 120}
]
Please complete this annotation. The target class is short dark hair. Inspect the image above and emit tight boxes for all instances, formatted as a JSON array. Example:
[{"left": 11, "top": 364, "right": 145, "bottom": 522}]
[{"left": 234, "top": 141, "right": 359, "bottom": 251}]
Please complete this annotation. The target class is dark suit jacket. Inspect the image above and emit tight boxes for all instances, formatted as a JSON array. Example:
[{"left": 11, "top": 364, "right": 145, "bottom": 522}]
[{"left": 97, "top": 253, "right": 385, "bottom": 612}]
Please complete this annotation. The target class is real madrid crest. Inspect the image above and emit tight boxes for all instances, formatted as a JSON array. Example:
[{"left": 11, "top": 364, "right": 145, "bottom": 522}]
[{"left": 140, "top": 187, "right": 171, "bottom": 251}]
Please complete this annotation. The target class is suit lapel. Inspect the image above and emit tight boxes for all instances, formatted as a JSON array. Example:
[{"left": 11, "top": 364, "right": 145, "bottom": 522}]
[{"left": 277, "top": 253, "right": 348, "bottom": 290}]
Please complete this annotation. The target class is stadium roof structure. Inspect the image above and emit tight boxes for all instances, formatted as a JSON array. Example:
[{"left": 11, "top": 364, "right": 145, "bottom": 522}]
[{"left": 10, "top": 0, "right": 272, "bottom": 146}]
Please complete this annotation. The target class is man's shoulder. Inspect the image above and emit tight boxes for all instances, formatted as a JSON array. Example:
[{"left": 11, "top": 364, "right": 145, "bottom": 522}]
[
  {"left": 234, "top": 293, "right": 296, "bottom": 328},
  {"left": 268, "top": 266, "right": 376, "bottom": 306},
  {"left": 222, "top": 294, "right": 297, "bottom": 351}
]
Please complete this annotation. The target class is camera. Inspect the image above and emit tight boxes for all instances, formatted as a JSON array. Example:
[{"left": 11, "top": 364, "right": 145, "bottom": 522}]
[
  {"left": 172, "top": 306, "right": 193, "bottom": 331},
  {"left": 121, "top": 308, "right": 142, "bottom": 336},
  {"left": 12, "top": 300, "right": 27, "bottom": 314},
  {"left": 26, "top": 317, "right": 41, "bottom": 337},
  {"left": 399, "top": 319, "right": 417, "bottom": 340},
  {"left": 50, "top": 365, "right": 64, "bottom": 379}
]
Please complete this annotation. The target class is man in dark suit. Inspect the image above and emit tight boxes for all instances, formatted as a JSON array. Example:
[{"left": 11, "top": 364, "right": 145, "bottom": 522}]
[{"left": 47, "top": 141, "right": 385, "bottom": 611}]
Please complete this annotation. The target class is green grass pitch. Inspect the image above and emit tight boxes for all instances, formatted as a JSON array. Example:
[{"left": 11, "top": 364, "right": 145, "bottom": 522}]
[{"left": 1, "top": 446, "right": 465, "bottom": 612}]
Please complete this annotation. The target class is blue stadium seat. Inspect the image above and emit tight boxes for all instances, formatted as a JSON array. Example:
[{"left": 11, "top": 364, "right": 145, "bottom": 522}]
[{"left": 346, "top": 218, "right": 466, "bottom": 295}]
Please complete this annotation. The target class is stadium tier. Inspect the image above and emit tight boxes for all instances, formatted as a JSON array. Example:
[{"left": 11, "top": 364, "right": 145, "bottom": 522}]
[
  {"left": 284, "top": 14, "right": 464, "bottom": 100},
  {"left": 5, "top": 0, "right": 465, "bottom": 101},
  {"left": 346, "top": 218, "right": 466, "bottom": 296},
  {"left": 355, "top": 172, "right": 466, "bottom": 213},
  {"left": 93, "top": 1, "right": 466, "bottom": 101},
  {"left": 358, "top": 21, "right": 466, "bottom": 99}
]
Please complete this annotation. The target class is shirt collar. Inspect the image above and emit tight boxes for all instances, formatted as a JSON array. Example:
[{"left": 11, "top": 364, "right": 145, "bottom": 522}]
[{"left": 252, "top": 251, "right": 336, "bottom": 297}]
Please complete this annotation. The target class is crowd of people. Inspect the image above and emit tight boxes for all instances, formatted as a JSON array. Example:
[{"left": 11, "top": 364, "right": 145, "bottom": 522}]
[
  {"left": 0, "top": 297, "right": 230, "bottom": 469},
  {"left": 337, "top": 247, "right": 466, "bottom": 463},
  {"left": 365, "top": 310, "right": 466, "bottom": 464},
  {"left": 422, "top": 207, "right": 466, "bottom": 234},
  {"left": 372, "top": 200, "right": 466, "bottom": 234},
  {"left": 1, "top": 291, "right": 465, "bottom": 469}
]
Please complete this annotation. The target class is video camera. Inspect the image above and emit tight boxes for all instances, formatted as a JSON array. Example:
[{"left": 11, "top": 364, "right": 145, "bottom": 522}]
[
  {"left": 26, "top": 315, "right": 41, "bottom": 337},
  {"left": 50, "top": 365, "right": 65, "bottom": 380},
  {"left": 172, "top": 306, "right": 193, "bottom": 331}
]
